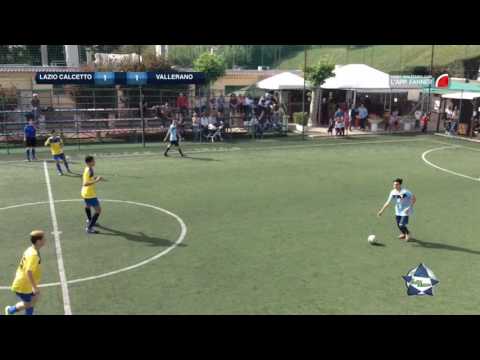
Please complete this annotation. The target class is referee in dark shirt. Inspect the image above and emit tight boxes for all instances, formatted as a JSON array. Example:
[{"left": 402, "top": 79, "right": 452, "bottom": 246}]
[{"left": 24, "top": 119, "right": 37, "bottom": 161}]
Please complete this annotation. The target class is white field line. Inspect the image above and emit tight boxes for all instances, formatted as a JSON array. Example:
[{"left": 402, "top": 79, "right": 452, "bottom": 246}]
[
  {"left": 0, "top": 137, "right": 425, "bottom": 165},
  {"left": 0, "top": 199, "right": 187, "bottom": 290},
  {"left": 421, "top": 146, "right": 480, "bottom": 182},
  {"left": 43, "top": 162, "right": 72, "bottom": 315}
]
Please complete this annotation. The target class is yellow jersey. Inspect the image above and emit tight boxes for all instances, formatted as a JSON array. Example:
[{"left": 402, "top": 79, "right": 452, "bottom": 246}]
[
  {"left": 44, "top": 135, "right": 64, "bottom": 156},
  {"left": 11, "top": 245, "right": 42, "bottom": 294},
  {"left": 81, "top": 166, "right": 97, "bottom": 199}
]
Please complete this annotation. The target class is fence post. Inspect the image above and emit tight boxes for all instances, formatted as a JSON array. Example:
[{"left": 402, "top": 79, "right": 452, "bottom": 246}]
[
  {"left": 140, "top": 86, "right": 145, "bottom": 148},
  {"left": 76, "top": 115, "right": 80, "bottom": 151},
  {"left": 1, "top": 95, "right": 9, "bottom": 155}
]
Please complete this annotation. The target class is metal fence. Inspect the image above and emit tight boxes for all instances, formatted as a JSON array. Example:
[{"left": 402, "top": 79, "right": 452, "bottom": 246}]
[{"left": 0, "top": 86, "right": 289, "bottom": 153}]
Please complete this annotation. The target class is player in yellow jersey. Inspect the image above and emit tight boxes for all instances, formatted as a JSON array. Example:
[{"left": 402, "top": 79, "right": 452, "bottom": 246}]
[
  {"left": 4, "top": 230, "right": 46, "bottom": 315},
  {"left": 82, "top": 155, "right": 104, "bottom": 234},
  {"left": 44, "top": 129, "right": 72, "bottom": 176}
]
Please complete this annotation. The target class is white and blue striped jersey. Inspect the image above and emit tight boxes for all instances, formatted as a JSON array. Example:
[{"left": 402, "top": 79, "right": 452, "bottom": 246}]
[
  {"left": 387, "top": 188, "right": 414, "bottom": 216},
  {"left": 168, "top": 124, "right": 178, "bottom": 141}
]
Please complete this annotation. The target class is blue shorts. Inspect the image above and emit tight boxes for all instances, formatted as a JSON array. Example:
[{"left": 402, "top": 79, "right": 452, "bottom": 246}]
[
  {"left": 16, "top": 292, "right": 34, "bottom": 303},
  {"left": 84, "top": 198, "right": 100, "bottom": 207},
  {"left": 53, "top": 153, "right": 66, "bottom": 161},
  {"left": 396, "top": 216, "right": 409, "bottom": 227}
]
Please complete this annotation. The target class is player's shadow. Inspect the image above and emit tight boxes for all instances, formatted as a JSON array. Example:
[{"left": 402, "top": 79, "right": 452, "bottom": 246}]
[
  {"left": 183, "top": 156, "right": 220, "bottom": 162},
  {"left": 101, "top": 173, "right": 145, "bottom": 180},
  {"left": 409, "top": 238, "right": 480, "bottom": 255},
  {"left": 96, "top": 225, "right": 187, "bottom": 248},
  {"left": 371, "top": 242, "right": 386, "bottom": 247},
  {"left": 64, "top": 172, "right": 82, "bottom": 178}
]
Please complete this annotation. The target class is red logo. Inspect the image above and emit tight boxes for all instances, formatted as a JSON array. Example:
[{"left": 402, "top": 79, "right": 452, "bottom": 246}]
[{"left": 435, "top": 74, "right": 449, "bottom": 88}]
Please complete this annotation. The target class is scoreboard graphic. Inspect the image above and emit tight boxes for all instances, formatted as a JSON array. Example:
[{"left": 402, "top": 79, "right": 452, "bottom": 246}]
[{"left": 35, "top": 72, "right": 206, "bottom": 85}]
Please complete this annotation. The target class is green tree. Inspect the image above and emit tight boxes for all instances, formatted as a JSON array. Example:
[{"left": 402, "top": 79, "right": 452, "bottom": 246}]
[
  {"left": 193, "top": 52, "right": 226, "bottom": 85},
  {"left": 304, "top": 61, "right": 335, "bottom": 126},
  {"left": 193, "top": 52, "right": 226, "bottom": 110}
]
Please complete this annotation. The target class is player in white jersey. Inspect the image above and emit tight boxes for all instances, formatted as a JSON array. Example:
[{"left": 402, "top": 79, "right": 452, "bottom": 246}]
[
  {"left": 377, "top": 178, "right": 416, "bottom": 241},
  {"left": 163, "top": 119, "right": 185, "bottom": 157}
]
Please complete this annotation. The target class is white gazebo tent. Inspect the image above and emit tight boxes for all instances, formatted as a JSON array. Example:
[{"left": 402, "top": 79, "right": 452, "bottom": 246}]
[
  {"left": 321, "top": 64, "right": 396, "bottom": 92},
  {"left": 441, "top": 91, "right": 480, "bottom": 100},
  {"left": 256, "top": 72, "right": 310, "bottom": 116},
  {"left": 321, "top": 64, "right": 408, "bottom": 108},
  {"left": 257, "top": 72, "right": 309, "bottom": 90}
]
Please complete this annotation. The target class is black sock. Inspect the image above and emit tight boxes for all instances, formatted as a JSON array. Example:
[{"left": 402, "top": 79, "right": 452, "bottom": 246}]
[
  {"left": 399, "top": 225, "right": 409, "bottom": 235},
  {"left": 89, "top": 213, "right": 99, "bottom": 229},
  {"left": 26, "top": 149, "right": 30, "bottom": 160},
  {"left": 64, "top": 160, "right": 70, "bottom": 171},
  {"left": 165, "top": 147, "right": 170, "bottom": 154},
  {"left": 85, "top": 208, "right": 92, "bottom": 221},
  {"left": 32, "top": 149, "right": 36, "bottom": 158},
  {"left": 179, "top": 148, "right": 184, "bottom": 156}
]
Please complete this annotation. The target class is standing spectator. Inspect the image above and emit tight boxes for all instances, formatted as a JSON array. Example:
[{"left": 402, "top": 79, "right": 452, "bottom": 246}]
[
  {"left": 358, "top": 103, "right": 368, "bottom": 130},
  {"left": 229, "top": 94, "right": 238, "bottom": 114},
  {"left": 328, "top": 101, "right": 337, "bottom": 125},
  {"left": 334, "top": 107, "right": 344, "bottom": 136},
  {"left": 421, "top": 112, "right": 430, "bottom": 133},
  {"left": 209, "top": 96, "right": 217, "bottom": 111},
  {"left": 349, "top": 105, "right": 357, "bottom": 131},
  {"left": 200, "top": 96, "right": 208, "bottom": 113},
  {"left": 216, "top": 94, "right": 225, "bottom": 113},
  {"left": 24, "top": 119, "right": 37, "bottom": 161},
  {"left": 191, "top": 112, "right": 200, "bottom": 141},
  {"left": 391, "top": 109, "right": 400, "bottom": 131},
  {"left": 175, "top": 112, "right": 185, "bottom": 140},
  {"left": 445, "top": 106, "right": 453, "bottom": 134},
  {"left": 450, "top": 108, "right": 459, "bottom": 135},
  {"left": 327, "top": 116, "right": 335, "bottom": 135},
  {"left": 194, "top": 96, "right": 202, "bottom": 115},
  {"left": 176, "top": 92, "right": 189, "bottom": 116},
  {"left": 344, "top": 106, "right": 350, "bottom": 133},
  {"left": 31, "top": 93, "right": 40, "bottom": 121},
  {"left": 237, "top": 95, "right": 245, "bottom": 114},
  {"left": 244, "top": 95, "right": 253, "bottom": 119}
]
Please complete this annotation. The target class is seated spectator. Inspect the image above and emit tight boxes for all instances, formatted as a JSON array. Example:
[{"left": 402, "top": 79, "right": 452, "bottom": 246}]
[
  {"left": 200, "top": 112, "right": 210, "bottom": 138},
  {"left": 217, "top": 111, "right": 227, "bottom": 130},
  {"left": 152, "top": 104, "right": 162, "bottom": 119},
  {"left": 162, "top": 102, "right": 172, "bottom": 117},
  {"left": 208, "top": 111, "right": 217, "bottom": 126}
]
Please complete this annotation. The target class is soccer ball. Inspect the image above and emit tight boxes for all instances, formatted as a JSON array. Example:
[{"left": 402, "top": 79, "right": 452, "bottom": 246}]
[{"left": 368, "top": 235, "right": 376, "bottom": 244}]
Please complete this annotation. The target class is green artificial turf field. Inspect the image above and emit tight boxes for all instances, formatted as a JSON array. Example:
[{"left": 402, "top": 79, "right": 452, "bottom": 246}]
[{"left": 1, "top": 134, "right": 479, "bottom": 314}]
